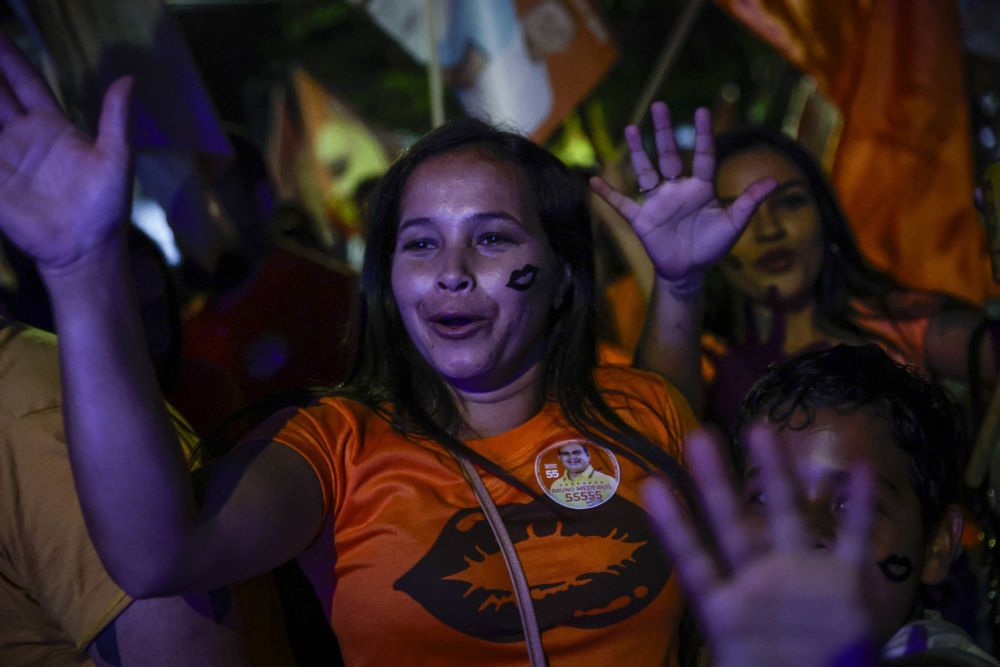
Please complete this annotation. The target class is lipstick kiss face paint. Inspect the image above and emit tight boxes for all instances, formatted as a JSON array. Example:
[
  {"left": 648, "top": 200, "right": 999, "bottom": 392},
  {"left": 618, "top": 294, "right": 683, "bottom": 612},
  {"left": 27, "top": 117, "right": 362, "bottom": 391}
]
[
  {"left": 391, "top": 150, "right": 566, "bottom": 393},
  {"left": 506, "top": 264, "right": 539, "bottom": 291},
  {"left": 393, "top": 496, "right": 669, "bottom": 641}
]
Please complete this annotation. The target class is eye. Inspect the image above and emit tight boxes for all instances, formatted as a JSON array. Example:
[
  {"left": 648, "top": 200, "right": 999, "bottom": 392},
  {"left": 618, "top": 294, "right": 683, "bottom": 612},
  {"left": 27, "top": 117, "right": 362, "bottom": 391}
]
[
  {"left": 745, "top": 490, "right": 767, "bottom": 508},
  {"left": 477, "top": 232, "right": 516, "bottom": 247},
  {"left": 832, "top": 496, "right": 888, "bottom": 516},
  {"left": 400, "top": 238, "right": 436, "bottom": 252},
  {"left": 771, "top": 191, "right": 810, "bottom": 211}
]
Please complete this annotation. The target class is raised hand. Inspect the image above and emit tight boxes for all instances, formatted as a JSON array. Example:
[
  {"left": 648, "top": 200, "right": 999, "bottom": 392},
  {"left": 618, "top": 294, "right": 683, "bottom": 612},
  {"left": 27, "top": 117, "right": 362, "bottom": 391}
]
[
  {"left": 0, "top": 32, "right": 132, "bottom": 273},
  {"left": 642, "top": 428, "right": 876, "bottom": 667},
  {"left": 591, "top": 103, "right": 776, "bottom": 288}
]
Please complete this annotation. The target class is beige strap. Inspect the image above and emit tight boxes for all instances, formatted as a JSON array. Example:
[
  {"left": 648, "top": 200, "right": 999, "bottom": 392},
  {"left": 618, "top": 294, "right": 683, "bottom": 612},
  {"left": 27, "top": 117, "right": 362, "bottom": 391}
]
[{"left": 453, "top": 453, "right": 548, "bottom": 667}]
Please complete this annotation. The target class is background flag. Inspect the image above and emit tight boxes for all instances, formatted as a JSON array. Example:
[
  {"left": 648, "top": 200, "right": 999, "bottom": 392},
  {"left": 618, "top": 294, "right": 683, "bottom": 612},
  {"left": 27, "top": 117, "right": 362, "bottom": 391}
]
[
  {"left": 359, "top": 0, "right": 617, "bottom": 142},
  {"left": 716, "top": 0, "right": 998, "bottom": 303}
]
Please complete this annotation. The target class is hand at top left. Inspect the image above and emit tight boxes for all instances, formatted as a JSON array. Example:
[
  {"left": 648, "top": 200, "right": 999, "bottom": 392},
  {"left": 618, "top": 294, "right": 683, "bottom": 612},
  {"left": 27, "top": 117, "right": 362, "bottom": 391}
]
[
  {"left": 591, "top": 102, "right": 776, "bottom": 291},
  {"left": 0, "top": 32, "right": 132, "bottom": 274}
]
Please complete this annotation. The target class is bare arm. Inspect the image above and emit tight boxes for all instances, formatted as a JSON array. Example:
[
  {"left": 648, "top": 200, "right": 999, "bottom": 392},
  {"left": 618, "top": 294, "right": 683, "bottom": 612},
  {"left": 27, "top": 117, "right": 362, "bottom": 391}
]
[
  {"left": 591, "top": 104, "right": 776, "bottom": 413},
  {"left": 633, "top": 277, "right": 706, "bottom": 414},
  {"left": 44, "top": 241, "right": 322, "bottom": 595},
  {"left": 0, "top": 33, "right": 323, "bottom": 596},
  {"left": 88, "top": 590, "right": 249, "bottom": 667}
]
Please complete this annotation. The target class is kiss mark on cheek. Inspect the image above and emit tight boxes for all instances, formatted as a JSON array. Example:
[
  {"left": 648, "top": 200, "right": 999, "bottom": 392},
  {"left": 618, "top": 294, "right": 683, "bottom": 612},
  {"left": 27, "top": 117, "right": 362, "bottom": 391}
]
[
  {"left": 877, "top": 554, "right": 914, "bottom": 583},
  {"left": 506, "top": 264, "right": 540, "bottom": 291}
]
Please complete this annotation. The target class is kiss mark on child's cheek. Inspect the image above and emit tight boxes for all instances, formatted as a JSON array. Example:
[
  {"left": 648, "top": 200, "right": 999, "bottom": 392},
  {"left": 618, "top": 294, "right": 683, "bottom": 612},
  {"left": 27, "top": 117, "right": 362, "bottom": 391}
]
[
  {"left": 877, "top": 554, "right": 914, "bottom": 583},
  {"left": 506, "top": 264, "right": 539, "bottom": 291}
]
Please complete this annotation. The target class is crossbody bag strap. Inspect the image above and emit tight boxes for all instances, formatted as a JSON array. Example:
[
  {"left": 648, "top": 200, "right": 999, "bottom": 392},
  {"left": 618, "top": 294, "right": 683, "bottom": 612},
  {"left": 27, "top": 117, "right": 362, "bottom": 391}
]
[{"left": 452, "top": 452, "right": 548, "bottom": 667}]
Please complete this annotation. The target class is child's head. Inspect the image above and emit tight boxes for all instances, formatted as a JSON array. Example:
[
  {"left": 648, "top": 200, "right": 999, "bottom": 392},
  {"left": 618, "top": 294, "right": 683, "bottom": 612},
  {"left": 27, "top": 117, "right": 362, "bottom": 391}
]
[{"left": 732, "top": 344, "right": 967, "bottom": 643}]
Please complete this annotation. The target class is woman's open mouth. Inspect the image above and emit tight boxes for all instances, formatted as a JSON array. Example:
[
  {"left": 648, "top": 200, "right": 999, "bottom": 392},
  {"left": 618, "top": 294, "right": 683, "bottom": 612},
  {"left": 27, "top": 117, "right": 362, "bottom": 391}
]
[{"left": 429, "top": 313, "right": 488, "bottom": 338}]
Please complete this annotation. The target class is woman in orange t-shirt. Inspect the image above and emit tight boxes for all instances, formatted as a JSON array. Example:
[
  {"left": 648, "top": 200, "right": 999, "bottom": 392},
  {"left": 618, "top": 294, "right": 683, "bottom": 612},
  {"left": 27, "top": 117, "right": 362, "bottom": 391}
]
[{"left": 0, "top": 31, "right": 781, "bottom": 667}]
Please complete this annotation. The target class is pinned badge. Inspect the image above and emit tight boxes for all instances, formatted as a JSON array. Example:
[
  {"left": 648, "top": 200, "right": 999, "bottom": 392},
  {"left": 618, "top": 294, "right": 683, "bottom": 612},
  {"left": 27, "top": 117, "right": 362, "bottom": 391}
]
[{"left": 535, "top": 440, "right": 620, "bottom": 510}]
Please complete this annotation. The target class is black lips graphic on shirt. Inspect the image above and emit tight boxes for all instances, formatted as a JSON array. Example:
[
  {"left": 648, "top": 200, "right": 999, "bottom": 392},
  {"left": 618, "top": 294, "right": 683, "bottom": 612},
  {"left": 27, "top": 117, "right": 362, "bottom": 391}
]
[{"left": 394, "top": 495, "right": 669, "bottom": 642}]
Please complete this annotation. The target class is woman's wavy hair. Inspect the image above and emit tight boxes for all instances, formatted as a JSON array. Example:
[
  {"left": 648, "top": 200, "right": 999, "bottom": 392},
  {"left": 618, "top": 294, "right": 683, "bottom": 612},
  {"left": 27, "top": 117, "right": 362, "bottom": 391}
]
[
  {"left": 336, "top": 118, "right": 690, "bottom": 496},
  {"left": 705, "top": 128, "right": 926, "bottom": 346}
]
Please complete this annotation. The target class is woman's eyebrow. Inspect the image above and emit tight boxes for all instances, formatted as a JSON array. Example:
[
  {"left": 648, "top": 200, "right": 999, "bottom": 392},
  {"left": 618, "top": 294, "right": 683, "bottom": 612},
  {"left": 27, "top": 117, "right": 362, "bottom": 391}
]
[
  {"left": 468, "top": 211, "right": 523, "bottom": 226},
  {"left": 398, "top": 216, "right": 432, "bottom": 234},
  {"left": 770, "top": 179, "right": 808, "bottom": 196},
  {"left": 718, "top": 178, "right": 808, "bottom": 206},
  {"left": 400, "top": 211, "right": 524, "bottom": 231}
]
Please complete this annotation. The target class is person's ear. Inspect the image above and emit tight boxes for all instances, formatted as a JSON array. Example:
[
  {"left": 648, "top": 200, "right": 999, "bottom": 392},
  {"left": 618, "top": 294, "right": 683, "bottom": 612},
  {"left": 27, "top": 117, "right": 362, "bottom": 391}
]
[
  {"left": 920, "top": 504, "right": 964, "bottom": 585},
  {"left": 553, "top": 261, "right": 572, "bottom": 310}
]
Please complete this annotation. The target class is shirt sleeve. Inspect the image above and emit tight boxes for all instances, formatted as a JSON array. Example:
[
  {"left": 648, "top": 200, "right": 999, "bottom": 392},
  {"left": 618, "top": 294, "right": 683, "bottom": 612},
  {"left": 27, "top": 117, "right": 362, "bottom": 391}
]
[{"left": 241, "top": 399, "right": 363, "bottom": 526}]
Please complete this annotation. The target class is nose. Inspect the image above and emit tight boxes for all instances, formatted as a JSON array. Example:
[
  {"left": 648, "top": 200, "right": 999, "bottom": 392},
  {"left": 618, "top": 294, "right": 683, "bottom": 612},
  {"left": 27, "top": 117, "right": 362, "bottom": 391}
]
[
  {"left": 436, "top": 246, "right": 474, "bottom": 292},
  {"left": 803, "top": 501, "right": 837, "bottom": 550},
  {"left": 750, "top": 201, "right": 787, "bottom": 242}
]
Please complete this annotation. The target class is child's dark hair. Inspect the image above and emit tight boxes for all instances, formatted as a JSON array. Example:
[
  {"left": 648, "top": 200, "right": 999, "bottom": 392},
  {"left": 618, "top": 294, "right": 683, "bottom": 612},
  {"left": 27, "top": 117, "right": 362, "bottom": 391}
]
[{"left": 733, "top": 344, "right": 968, "bottom": 530}]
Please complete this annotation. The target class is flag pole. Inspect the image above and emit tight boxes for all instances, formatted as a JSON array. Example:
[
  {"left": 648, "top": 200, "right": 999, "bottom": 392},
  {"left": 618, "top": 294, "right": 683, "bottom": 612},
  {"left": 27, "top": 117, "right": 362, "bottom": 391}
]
[
  {"left": 626, "top": 0, "right": 707, "bottom": 129},
  {"left": 426, "top": 0, "right": 445, "bottom": 128}
]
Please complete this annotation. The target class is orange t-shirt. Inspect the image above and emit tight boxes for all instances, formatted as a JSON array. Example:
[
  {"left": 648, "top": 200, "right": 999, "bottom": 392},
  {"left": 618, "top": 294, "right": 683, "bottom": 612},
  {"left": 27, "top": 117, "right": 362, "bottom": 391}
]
[{"left": 259, "top": 366, "right": 697, "bottom": 666}]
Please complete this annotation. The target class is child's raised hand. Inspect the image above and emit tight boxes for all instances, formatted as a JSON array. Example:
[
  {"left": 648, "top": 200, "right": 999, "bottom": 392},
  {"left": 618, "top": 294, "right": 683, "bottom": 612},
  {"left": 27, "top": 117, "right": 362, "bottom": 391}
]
[
  {"left": 0, "top": 31, "right": 132, "bottom": 275},
  {"left": 590, "top": 103, "right": 776, "bottom": 290},
  {"left": 642, "top": 428, "right": 876, "bottom": 667}
]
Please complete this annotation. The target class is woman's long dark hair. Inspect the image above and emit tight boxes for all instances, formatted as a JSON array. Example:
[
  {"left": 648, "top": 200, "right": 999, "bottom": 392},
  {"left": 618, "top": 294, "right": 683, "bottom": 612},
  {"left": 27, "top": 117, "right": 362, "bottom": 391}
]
[
  {"left": 705, "top": 128, "right": 935, "bottom": 348},
  {"left": 332, "top": 118, "right": 691, "bottom": 497}
]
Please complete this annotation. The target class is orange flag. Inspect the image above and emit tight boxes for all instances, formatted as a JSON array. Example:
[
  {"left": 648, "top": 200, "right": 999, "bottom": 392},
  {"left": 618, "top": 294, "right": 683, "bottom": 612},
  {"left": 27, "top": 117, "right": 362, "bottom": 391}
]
[{"left": 716, "top": 0, "right": 998, "bottom": 303}]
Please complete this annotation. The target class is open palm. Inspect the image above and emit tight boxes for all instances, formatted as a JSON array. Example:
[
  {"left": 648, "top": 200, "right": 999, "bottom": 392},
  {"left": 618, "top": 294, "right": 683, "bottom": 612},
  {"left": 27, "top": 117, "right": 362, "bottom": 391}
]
[
  {"left": 0, "top": 34, "right": 131, "bottom": 271},
  {"left": 642, "top": 429, "right": 874, "bottom": 667},
  {"left": 591, "top": 103, "right": 776, "bottom": 284}
]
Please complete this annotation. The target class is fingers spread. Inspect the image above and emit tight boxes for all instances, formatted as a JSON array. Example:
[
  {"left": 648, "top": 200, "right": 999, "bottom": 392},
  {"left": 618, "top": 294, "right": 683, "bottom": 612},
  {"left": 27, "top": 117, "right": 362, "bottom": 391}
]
[
  {"left": 746, "top": 422, "right": 808, "bottom": 551},
  {"left": 96, "top": 76, "right": 133, "bottom": 159},
  {"left": 0, "top": 31, "right": 59, "bottom": 113},
  {"left": 641, "top": 477, "right": 721, "bottom": 604},
  {"left": 686, "top": 429, "right": 753, "bottom": 569},
  {"left": 625, "top": 123, "right": 660, "bottom": 192},
  {"left": 651, "top": 102, "right": 682, "bottom": 180},
  {"left": 690, "top": 107, "right": 716, "bottom": 183},
  {"left": 725, "top": 177, "right": 778, "bottom": 233},
  {"left": 835, "top": 464, "right": 875, "bottom": 566},
  {"left": 590, "top": 175, "right": 640, "bottom": 222}
]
